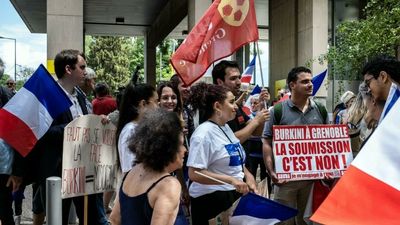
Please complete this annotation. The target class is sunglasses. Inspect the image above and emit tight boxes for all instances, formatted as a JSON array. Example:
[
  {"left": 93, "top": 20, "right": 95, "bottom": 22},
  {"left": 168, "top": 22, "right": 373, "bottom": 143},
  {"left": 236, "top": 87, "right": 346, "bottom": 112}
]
[{"left": 6, "top": 83, "right": 15, "bottom": 85}]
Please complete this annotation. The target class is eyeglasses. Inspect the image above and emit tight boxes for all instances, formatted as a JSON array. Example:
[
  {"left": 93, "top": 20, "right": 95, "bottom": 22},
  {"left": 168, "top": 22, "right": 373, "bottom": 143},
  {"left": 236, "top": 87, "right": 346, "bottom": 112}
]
[
  {"left": 364, "top": 76, "right": 374, "bottom": 88},
  {"left": 6, "top": 83, "right": 15, "bottom": 86}
]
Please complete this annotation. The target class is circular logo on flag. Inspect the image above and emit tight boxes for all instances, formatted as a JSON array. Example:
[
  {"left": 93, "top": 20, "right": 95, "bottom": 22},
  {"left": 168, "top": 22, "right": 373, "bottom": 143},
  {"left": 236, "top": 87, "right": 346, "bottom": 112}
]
[{"left": 217, "top": 0, "right": 250, "bottom": 27}]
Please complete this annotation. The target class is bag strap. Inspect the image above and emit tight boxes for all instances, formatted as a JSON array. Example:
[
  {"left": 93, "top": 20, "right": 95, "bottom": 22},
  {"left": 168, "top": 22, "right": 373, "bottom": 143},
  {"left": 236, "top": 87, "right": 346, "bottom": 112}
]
[
  {"left": 274, "top": 102, "right": 283, "bottom": 124},
  {"left": 314, "top": 101, "right": 328, "bottom": 124}
]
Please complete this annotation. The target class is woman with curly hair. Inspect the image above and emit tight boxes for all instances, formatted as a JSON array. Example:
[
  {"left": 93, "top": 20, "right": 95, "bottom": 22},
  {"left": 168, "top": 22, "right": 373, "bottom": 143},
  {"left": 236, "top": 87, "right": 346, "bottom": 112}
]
[
  {"left": 187, "top": 82, "right": 257, "bottom": 225},
  {"left": 110, "top": 109, "right": 186, "bottom": 225}
]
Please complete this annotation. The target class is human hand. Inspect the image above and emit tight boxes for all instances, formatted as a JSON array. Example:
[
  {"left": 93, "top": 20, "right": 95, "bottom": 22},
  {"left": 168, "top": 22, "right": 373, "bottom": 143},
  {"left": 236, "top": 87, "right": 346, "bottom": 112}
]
[
  {"left": 6, "top": 176, "right": 22, "bottom": 192},
  {"left": 181, "top": 188, "right": 191, "bottom": 206},
  {"left": 259, "top": 89, "right": 270, "bottom": 102},
  {"left": 100, "top": 115, "right": 110, "bottom": 125},
  {"left": 246, "top": 179, "right": 258, "bottom": 194},
  {"left": 231, "top": 179, "right": 250, "bottom": 194},
  {"left": 254, "top": 109, "right": 270, "bottom": 124},
  {"left": 270, "top": 171, "right": 287, "bottom": 185}
]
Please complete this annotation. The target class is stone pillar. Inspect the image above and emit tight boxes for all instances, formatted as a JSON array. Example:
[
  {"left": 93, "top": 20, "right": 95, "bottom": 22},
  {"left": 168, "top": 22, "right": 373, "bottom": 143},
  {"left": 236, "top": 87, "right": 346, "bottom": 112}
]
[
  {"left": 188, "top": 0, "right": 212, "bottom": 30},
  {"left": 269, "top": 0, "right": 297, "bottom": 97},
  {"left": 297, "top": 0, "right": 328, "bottom": 98},
  {"left": 47, "top": 0, "right": 83, "bottom": 73},
  {"left": 144, "top": 36, "right": 156, "bottom": 87},
  {"left": 269, "top": 0, "right": 328, "bottom": 99}
]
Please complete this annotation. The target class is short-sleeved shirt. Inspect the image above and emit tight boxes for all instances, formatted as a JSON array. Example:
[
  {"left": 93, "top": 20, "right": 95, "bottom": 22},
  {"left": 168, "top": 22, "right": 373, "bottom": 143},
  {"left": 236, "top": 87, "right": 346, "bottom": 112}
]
[
  {"left": 187, "top": 121, "right": 245, "bottom": 198},
  {"left": 118, "top": 122, "right": 137, "bottom": 173},
  {"left": 263, "top": 99, "right": 328, "bottom": 138}
]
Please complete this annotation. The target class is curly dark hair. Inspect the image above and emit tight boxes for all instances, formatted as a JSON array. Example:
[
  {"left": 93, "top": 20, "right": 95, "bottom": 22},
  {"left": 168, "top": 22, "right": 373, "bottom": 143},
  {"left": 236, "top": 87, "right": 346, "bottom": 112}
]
[
  {"left": 212, "top": 60, "right": 240, "bottom": 84},
  {"left": 286, "top": 66, "right": 312, "bottom": 91},
  {"left": 54, "top": 49, "right": 85, "bottom": 79},
  {"left": 157, "top": 81, "right": 183, "bottom": 115},
  {"left": 187, "top": 82, "right": 230, "bottom": 124},
  {"left": 130, "top": 108, "right": 183, "bottom": 172},
  {"left": 362, "top": 55, "right": 400, "bottom": 84}
]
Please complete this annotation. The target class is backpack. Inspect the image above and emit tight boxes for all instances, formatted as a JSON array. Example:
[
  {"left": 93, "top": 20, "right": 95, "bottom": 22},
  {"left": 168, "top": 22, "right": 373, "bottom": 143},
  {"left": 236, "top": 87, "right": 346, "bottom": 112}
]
[{"left": 274, "top": 100, "right": 328, "bottom": 124}]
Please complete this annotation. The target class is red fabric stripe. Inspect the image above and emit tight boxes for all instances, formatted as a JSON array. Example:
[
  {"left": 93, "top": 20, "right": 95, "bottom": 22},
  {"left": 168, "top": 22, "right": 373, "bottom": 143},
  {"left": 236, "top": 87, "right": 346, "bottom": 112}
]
[
  {"left": 311, "top": 165, "right": 400, "bottom": 225},
  {"left": 241, "top": 75, "right": 252, "bottom": 83},
  {"left": 0, "top": 110, "right": 37, "bottom": 157}
]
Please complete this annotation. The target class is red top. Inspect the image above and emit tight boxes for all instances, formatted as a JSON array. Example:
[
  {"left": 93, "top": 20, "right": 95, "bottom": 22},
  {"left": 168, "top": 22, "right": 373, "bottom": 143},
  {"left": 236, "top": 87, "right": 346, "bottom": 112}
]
[{"left": 92, "top": 95, "right": 117, "bottom": 115}]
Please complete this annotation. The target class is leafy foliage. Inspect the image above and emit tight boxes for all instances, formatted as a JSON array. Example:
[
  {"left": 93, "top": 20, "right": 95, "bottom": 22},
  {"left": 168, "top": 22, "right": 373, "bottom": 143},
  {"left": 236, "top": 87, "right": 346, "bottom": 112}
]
[
  {"left": 325, "top": 0, "right": 400, "bottom": 80},
  {"left": 86, "top": 36, "right": 133, "bottom": 93},
  {"left": 85, "top": 36, "right": 179, "bottom": 92}
]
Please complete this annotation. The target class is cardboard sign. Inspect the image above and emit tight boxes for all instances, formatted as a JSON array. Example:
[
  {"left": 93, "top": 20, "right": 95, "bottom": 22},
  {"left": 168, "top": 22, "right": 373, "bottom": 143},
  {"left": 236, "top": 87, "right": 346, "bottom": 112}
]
[
  {"left": 62, "top": 115, "right": 118, "bottom": 198},
  {"left": 273, "top": 124, "right": 353, "bottom": 181}
]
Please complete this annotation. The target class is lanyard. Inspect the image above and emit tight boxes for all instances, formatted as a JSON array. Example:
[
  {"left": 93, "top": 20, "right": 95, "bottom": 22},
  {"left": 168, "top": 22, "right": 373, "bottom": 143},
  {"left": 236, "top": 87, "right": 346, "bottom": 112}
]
[{"left": 207, "top": 120, "right": 245, "bottom": 173}]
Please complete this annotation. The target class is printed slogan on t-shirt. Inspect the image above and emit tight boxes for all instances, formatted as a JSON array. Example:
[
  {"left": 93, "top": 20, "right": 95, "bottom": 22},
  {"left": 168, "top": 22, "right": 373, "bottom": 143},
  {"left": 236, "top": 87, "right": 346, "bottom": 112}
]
[
  {"left": 62, "top": 115, "right": 118, "bottom": 199},
  {"left": 273, "top": 124, "right": 353, "bottom": 181}
]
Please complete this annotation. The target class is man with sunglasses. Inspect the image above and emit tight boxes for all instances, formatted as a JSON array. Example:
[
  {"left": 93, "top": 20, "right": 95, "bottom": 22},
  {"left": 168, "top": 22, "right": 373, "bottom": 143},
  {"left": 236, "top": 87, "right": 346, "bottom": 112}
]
[
  {"left": 5, "top": 79, "right": 16, "bottom": 96},
  {"left": 362, "top": 55, "right": 400, "bottom": 123}
]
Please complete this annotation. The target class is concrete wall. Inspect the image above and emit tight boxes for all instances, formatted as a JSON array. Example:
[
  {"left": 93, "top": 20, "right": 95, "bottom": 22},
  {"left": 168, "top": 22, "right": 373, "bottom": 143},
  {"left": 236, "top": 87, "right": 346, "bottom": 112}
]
[
  {"left": 269, "top": 0, "right": 328, "bottom": 100},
  {"left": 47, "top": 0, "right": 83, "bottom": 63}
]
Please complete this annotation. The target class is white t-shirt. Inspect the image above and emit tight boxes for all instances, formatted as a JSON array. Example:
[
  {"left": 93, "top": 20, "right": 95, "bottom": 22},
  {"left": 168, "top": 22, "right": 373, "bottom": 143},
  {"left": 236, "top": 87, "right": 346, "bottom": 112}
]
[
  {"left": 118, "top": 122, "right": 137, "bottom": 173},
  {"left": 187, "top": 121, "right": 245, "bottom": 198}
]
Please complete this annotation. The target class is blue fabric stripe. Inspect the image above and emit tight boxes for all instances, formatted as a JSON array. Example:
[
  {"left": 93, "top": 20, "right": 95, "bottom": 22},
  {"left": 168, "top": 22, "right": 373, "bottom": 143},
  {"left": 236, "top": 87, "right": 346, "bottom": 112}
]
[
  {"left": 23, "top": 64, "right": 72, "bottom": 118},
  {"left": 232, "top": 193, "right": 298, "bottom": 221},
  {"left": 312, "top": 69, "right": 327, "bottom": 96},
  {"left": 250, "top": 85, "right": 261, "bottom": 95},
  {"left": 383, "top": 88, "right": 400, "bottom": 118}
]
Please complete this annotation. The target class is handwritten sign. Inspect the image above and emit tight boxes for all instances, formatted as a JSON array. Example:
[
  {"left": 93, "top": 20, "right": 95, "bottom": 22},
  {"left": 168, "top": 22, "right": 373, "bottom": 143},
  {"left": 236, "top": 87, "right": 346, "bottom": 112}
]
[
  {"left": 273, "top": 124, "right": 353, "bottom": 181},
  {"left": 62, "top": 115, "right": 118, "bottom": 198}
]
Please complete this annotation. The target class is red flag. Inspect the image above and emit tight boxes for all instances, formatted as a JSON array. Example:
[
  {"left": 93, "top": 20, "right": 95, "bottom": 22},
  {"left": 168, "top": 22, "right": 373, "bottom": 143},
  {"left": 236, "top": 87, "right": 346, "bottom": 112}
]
[{"left": 171, "top": 0, "right": 259, "bottom": 86}]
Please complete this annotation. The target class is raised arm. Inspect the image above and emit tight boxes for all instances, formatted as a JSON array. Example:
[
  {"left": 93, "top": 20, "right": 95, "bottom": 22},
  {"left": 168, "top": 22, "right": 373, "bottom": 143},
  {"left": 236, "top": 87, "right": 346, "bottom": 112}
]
[{"left": 234, "top": 109, "right": 269, "bottom": 143}]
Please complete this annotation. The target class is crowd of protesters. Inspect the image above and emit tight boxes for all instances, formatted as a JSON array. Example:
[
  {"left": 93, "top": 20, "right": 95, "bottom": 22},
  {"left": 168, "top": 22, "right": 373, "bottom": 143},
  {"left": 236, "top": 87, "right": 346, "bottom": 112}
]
[{"left": 0, "top": 50, "right": 399, "bottom": 225}]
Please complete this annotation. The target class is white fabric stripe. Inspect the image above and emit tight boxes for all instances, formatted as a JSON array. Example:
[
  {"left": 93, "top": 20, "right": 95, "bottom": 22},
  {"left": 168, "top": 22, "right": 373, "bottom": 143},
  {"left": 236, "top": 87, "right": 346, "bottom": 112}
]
[
  {"left": 379, "top": 83, "right": 399, "bottom": 123},
  {"left": 352, "top": 98, "right": 400, "bottom": 191},
  {"left": 230, "top": 215, "right": 280, "bottom": 225},
  {"left": 4, "top": 87, "right": 53, "bottom": 139}
]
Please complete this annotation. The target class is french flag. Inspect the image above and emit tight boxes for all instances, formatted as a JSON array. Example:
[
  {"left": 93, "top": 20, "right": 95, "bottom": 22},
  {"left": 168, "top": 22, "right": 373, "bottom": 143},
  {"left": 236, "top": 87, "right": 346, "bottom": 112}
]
[
  {"left": 242, "top": 85, "right": 261, "bottom": 116},
  {"left": 0, "top": 64, "right": 72, "bottom": 157},
  {"left": 311, "top": 95, "right": 400, "bottom": 224},
  {"left": 230, "top": 193, "right": 298, "bottom": 225},
  {"left": 240, "top": 55, "right": 256, "bottom": 83}
]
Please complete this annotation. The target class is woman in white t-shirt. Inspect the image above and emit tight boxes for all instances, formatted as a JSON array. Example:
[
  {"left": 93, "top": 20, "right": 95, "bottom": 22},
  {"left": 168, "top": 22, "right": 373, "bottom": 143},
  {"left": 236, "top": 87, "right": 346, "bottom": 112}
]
[
  {"left": 116, "top": 84, "right": 159, "bottom": 173},
  {"left": 187, "top": 83, "right": 257, "bottom": 225}
]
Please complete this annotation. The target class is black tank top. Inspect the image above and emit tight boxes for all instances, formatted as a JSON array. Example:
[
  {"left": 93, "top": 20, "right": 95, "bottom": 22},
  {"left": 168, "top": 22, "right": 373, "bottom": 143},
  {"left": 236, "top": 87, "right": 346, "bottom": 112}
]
[{"left": 120, "top": 172, "right": 172, "bottom": 225}]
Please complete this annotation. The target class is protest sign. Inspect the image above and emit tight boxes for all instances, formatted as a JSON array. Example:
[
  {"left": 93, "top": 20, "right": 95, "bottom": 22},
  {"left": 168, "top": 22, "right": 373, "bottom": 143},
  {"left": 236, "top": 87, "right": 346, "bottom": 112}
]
[
  {"left": 62, "top": 115, "right": 118, "bottom": 199},
  {"left": 273, "top": 124, "right": 353, "bottom": 181}
]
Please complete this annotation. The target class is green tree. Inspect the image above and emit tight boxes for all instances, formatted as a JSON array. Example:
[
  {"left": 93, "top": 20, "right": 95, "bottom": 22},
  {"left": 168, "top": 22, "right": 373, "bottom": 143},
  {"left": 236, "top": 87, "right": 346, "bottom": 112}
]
[
  {"left": 129, "top": 37, "right": 145, "bottom": 83},
  {"left": 156, "top": 38, "right": 178, "bottom": 82},
  {"left": 326, "top": 0, "right": 400, "bottom": 80},
  {"left": 86, "top": 36, "right": 133, "bottom": 92}
]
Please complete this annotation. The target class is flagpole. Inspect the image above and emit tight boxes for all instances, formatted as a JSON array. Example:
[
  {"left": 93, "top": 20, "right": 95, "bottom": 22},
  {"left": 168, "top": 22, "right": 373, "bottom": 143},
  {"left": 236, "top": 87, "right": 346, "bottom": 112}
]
[
  {"left": 256, "top": 42, "right": 264, "bottom": 88},
  {"left": 194, "top": 171, "right": 234, "bottom": 187},
  {"left": 256, "top": 42, "right": 268, "bottom": 109},
  {"left": 252, "top": 43, "right": 256, "bottom": 85}
]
